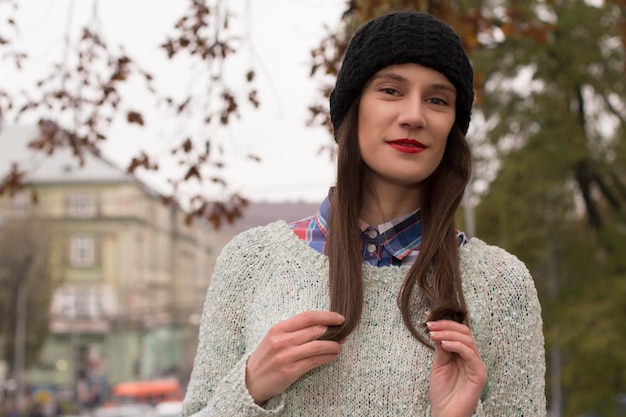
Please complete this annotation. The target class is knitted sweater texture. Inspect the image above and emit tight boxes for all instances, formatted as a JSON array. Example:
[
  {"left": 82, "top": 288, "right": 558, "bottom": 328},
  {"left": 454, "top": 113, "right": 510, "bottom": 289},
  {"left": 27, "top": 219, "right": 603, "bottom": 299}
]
[{"left": 182, "top": 221, "right": 546, "bottom": 417}]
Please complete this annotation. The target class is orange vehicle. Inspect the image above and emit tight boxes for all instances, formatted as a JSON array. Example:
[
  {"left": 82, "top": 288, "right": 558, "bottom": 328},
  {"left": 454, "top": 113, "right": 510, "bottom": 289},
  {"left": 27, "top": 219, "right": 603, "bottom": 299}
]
[{"left": 110, "top": 378, "right": 183, "bottom": 405}]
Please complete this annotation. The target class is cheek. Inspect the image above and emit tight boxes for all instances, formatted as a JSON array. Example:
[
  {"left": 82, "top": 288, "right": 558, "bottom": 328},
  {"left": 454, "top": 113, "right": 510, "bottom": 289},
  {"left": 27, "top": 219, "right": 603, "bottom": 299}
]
[
  {"left": 433, "top": 122, "right": 453, "bottom": 153},
  {"left": 358, "top": 105, "right": 386, "bottom": 146},
  {"left": 357, "top": 96, "right": 382, "bottom": 131},
  {"left": 357, "top": 103, "right": 369, "bottom": 136},
  {"left": 432, "top": 142, "right": 449, "bottom": 169},
  {"left": 434, "top": 140, "right": 447, "bottom": 158},
  {"left": 357, "top": 108, "right": 373, "bottom": 148},
  {"left": 357, "top": 129, "right": 373, "bottom": 158},
  {"left": 438, "top": 118, "right": 456, "bottom": 141}
]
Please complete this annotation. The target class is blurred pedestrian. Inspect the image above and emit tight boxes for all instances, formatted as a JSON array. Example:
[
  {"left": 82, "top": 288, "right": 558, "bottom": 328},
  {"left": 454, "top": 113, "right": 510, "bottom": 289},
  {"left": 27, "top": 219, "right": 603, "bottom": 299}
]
[
  {"left": 5, "top": 400, "right": 21, "bottom": 417},
  {"left": 27, "top": 403, "right": 43, "bottom": 417}
]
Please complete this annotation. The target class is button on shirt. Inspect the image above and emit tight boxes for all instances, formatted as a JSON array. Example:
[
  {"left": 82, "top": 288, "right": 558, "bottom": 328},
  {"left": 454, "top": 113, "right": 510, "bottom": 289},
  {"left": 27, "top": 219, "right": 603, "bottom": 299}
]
[{"left": 290, "top": 192, "right": 468, "bottom": 267}]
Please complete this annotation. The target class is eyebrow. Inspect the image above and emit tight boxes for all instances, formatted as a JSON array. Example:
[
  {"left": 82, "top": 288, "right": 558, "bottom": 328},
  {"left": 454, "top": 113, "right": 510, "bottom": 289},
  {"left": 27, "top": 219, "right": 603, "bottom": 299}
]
[
  {"left": 429, "top": 83, "right": 457, "bottom": 95},
  {"left": 371, "top": 72, "right": 457, "bottom": 94},
  {"left": 371, "top": 72, "right": 408, "bottom": 83}
]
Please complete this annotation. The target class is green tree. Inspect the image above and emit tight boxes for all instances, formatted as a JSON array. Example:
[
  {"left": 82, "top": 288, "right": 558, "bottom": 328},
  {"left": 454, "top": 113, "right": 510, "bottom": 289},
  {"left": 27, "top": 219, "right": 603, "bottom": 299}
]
[
  {"left": 307, "top": 1, "right": 625, "bottom": 415},
  {"left": 472, "top": 1, "right": 626, "bottom": 416}
]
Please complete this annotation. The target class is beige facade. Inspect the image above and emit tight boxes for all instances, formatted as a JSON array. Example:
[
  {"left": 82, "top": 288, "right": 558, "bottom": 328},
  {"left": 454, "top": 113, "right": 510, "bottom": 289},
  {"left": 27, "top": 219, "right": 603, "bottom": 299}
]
[{"left": 0, "top": 126, "right": 214, "bottom": 394}]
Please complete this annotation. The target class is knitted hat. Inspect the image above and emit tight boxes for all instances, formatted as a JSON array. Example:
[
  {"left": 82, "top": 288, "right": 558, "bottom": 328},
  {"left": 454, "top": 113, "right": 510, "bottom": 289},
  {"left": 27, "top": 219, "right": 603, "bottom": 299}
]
[{"left": 329, "top": 11, "right": 474, "bottom": 136}]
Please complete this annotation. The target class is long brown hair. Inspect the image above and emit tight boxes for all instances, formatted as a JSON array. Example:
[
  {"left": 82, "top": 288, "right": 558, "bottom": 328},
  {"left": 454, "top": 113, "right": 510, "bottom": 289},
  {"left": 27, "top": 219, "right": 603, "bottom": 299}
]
[{"left": 321, "top": 98, "right": 472, "bottom": 348}]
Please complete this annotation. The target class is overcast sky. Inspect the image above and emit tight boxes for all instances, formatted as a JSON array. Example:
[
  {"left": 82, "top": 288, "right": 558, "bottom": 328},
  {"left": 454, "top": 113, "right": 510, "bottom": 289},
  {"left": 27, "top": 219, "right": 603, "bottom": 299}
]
[{"left": 3, "top": 0, "right": 346, "bottom": 203}]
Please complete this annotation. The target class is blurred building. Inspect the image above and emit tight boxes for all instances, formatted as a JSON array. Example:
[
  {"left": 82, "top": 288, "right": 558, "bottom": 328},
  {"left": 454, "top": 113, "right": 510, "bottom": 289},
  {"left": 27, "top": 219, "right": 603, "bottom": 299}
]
[
  {"left": 0, "top": 125, "right": 215, "bottom": 397},
  {"left": 0, "top": 125, "right": 323, "bottom": 403}
]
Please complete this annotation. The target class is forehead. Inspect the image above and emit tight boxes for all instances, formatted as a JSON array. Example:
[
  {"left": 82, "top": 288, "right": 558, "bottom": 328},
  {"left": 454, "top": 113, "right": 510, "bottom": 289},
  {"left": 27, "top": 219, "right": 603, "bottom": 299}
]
[{"left": 370, "top": 63, "right": 455, "bottom": 88}]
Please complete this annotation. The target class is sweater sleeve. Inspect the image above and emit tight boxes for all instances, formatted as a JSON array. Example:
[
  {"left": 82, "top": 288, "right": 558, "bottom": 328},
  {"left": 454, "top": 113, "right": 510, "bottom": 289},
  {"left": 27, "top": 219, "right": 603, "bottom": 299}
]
[
  {"left": 474, "top": 246, "right": 547, "bottom": 417},
  {"left": 181, "top": 229, "right": 286, "bottom": 417}
]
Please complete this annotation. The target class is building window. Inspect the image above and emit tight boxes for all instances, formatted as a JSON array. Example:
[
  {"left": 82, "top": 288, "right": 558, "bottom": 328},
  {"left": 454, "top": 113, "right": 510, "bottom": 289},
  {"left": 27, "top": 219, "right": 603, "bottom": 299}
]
[
  {"left": 67, "top": 192, "right": 95, "bottom": 217},
  {"left": 75, "top": 287, "right": 91, "bottom": 319},
  {"left": 58, "top": 288, "right": 74, "bottom": 317},
  {"left": 52, "top": 285, "right": 108, "bottom": 320},
  {"left": 70, "top": 234, "right": 95, "bottom": 266}
]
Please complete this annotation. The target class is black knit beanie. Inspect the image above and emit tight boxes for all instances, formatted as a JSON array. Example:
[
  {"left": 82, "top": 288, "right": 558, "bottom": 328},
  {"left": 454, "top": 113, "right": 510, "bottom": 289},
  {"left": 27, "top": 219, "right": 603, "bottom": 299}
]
[{"left": 330, "top": 11, "right": 474, "bottom": 137}]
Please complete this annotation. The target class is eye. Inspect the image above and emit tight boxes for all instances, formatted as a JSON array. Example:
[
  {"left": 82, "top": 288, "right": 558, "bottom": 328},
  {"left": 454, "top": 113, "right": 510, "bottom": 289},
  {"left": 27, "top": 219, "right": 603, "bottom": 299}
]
[
  {"left": 380, "top": 87, "right": 399, "bottom": 96},
  {"left": 427, "top": 97, "right": 449, "bottom": 106}
]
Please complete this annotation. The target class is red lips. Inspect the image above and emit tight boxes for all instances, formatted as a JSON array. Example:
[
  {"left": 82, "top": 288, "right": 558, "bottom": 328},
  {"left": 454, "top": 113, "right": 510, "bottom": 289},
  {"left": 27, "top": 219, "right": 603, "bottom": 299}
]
[{"left": 387, "top": 139, "right": 426, "bottom": 154}]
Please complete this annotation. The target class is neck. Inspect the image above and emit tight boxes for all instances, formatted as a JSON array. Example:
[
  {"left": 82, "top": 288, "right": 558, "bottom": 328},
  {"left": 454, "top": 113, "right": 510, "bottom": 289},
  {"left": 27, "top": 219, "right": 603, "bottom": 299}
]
[{"left": 359, "top": 181, "right": 421, "bottom": 225}]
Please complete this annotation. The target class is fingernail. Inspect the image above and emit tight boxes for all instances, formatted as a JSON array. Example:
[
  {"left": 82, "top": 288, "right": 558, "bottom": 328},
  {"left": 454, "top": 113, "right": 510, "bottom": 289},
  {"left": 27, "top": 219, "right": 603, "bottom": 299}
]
[
  {"left": 336, "top": 314, "right": 345, "bottom": 322},
  {"left": 426, "top": 321, "right": 434, "bottom": 329}
]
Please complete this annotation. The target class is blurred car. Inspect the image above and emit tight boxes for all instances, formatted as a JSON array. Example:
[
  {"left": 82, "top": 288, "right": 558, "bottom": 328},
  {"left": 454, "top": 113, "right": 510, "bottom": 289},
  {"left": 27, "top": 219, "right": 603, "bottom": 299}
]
[
  {"left": 110, "top": 379, "right": 183, "bottom": 406},
  {"left": 92, "top": 404, "right": 157, "bottom": 417},
  {"left": 154, "top": 401, "right": 183, "bottom": 417}
]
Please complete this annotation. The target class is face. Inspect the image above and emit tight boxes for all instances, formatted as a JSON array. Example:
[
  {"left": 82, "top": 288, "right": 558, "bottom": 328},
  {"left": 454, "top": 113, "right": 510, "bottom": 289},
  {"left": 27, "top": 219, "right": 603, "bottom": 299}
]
[{"left": 358, "top": 63, "right": 456, "bottom": 194}]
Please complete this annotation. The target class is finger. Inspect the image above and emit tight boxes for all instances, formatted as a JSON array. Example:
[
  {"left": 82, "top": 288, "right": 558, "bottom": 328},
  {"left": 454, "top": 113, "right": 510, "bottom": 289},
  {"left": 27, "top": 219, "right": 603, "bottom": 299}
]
[
  {"left": 292, "top": 352, "right": 343, "bottom": 375},
  {"left": 284, "top": 324, "right": 332, "bottom": 346},
  {"left": 429, "top": 324, "right": 481, "bottom": 367},
  {"left": 431, "top": 338, "right": 453, "bottom": 364},
  {"left": 261, "top": 322, "right": 329, "bottom": 354},
  {"left": 273, "top": 338, "right": 343, "bottom": 365},
  {"left": 287, "top": 342, "right": 344, "bottom": 375},
  {"left": 431, "top": 338, "right": 485, "bottom": 381},
  {"left": 438, "top": 339, "right": 481, "bottom": 361},
  {"left": 429, "top": 330, "right": 476, "bottom": 351},
  {"left": 439, "top": 340, "right": 487, "bottom": 382},
  {"left": 426, "top": 319, "right": 472, "bottom": 335},
  {"left": 265, "top": 339, "right": 343, "bottom": 380},
  {"left": 270, "top": 311, "right": 345, "bottom": 347},
  {"left": 246, "top": 337, "right": 343, "bottom": 403},
  {"left": 278, "top": 310, "right": 345, "bottom": 333},
  {"left": 427, "top": 320, "right": 479, "bottom": 354},
  {"left": 295, "top": 339, "right": 344, "bottom": 360}
]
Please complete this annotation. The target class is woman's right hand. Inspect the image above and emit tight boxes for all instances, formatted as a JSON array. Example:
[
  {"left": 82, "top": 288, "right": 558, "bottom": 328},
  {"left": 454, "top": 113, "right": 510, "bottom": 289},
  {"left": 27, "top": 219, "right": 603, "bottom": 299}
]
[{"left": 245, "top": 310, "right": 346, "bottom": 404}]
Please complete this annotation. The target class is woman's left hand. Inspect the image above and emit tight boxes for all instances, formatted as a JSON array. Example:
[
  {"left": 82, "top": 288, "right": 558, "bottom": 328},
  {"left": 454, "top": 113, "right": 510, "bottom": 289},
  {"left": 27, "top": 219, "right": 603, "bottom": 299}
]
[{"left": 427, "top": 319, "right": 487, "bottom": 417}]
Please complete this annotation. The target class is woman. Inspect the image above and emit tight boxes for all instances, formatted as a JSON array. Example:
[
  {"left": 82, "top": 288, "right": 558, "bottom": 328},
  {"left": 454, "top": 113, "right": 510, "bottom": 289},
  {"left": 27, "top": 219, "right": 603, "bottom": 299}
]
[{"left": 182, "top": 10, "right": 546, "bottom": 417}]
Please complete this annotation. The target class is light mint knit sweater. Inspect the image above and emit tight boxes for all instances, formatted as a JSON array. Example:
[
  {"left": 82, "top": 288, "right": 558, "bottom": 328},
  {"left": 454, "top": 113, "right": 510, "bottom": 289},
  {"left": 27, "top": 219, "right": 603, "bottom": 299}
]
[{"left": 182, "top": 221, "right": 546, "bottom": 417}]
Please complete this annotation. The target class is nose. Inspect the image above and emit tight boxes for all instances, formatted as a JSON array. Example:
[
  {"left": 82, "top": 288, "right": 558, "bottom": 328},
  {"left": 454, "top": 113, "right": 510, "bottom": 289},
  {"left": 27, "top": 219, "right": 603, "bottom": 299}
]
[{"left": 397, "top": 96, "right": 425, "bottom": 130}]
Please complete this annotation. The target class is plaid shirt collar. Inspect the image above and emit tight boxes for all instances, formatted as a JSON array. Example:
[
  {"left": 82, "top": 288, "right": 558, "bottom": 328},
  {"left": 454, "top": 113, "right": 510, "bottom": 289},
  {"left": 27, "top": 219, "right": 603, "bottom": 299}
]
[{"left": 314, "top": 190, "right": 422, "bottom": 262}]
